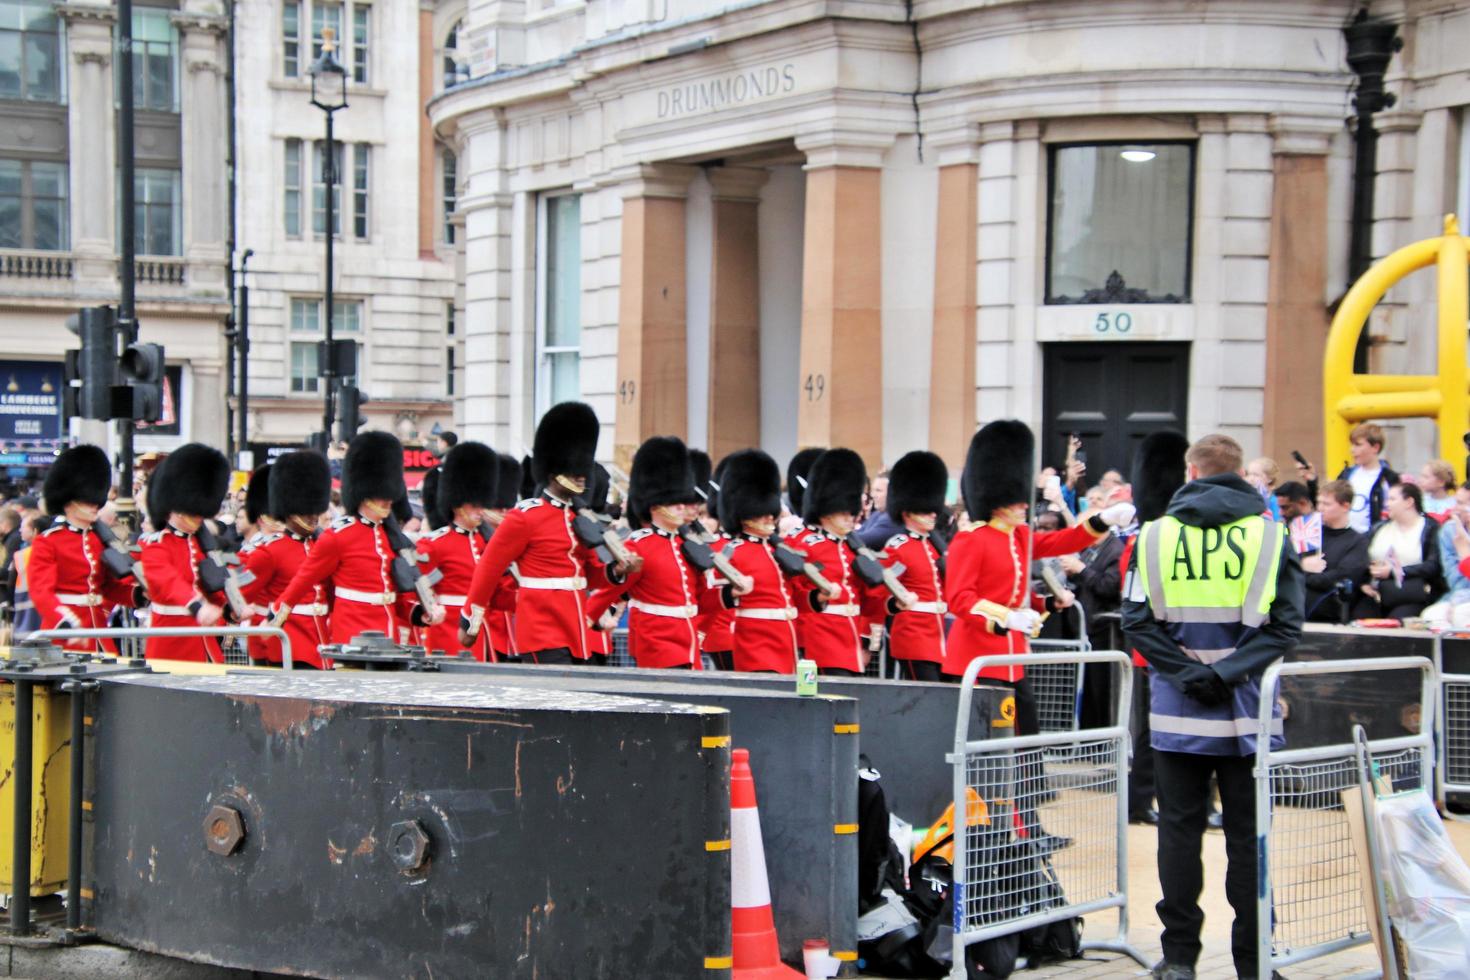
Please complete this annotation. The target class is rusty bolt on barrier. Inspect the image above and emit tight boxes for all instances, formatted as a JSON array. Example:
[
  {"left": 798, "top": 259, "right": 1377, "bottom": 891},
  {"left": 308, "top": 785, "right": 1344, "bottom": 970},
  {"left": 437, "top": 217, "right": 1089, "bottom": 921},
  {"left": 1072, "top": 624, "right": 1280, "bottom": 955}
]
[
  {"left": 389, "top": 820, "right": 430, "bottom": 873},
  {"left": 204, "top": 804, "right": 246, "bottom": 856}
]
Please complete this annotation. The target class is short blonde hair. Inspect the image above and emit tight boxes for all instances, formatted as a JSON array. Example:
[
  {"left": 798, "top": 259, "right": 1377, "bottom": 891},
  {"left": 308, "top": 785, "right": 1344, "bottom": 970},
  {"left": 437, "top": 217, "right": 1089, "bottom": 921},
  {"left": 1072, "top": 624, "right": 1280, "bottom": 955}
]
[
  {"left": 1349, "top": 422, "right": 1385, "bottom": 450},
  {"left": 1248, "top": 456, "right": 1281, "bottom": 489},
  {"left": 1186, "top": 434, "right": 1244, "bottom": 478},
  {"left": 1424, "top": 459, "right": 1455, "bottom": 491}
]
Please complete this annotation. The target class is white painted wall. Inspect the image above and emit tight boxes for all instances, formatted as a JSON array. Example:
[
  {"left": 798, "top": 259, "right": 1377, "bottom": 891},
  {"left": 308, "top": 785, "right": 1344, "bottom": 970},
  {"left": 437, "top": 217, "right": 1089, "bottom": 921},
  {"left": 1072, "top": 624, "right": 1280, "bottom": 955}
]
[
  {"left": 880, "top": 135, "right": 938, "bottom": 467},
  {"left": 685, "top": 169, "right": 713, "bottom": 450},
  {"left": 758, "top": 165, "right": 805, "bottom": 463}
]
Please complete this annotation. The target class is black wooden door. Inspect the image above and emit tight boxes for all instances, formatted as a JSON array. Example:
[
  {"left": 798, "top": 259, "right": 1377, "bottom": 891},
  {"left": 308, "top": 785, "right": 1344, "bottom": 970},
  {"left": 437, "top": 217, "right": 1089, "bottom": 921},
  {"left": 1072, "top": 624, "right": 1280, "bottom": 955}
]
[{"left": 1041, "top": 341, "right": 1190, "bottom": 481}]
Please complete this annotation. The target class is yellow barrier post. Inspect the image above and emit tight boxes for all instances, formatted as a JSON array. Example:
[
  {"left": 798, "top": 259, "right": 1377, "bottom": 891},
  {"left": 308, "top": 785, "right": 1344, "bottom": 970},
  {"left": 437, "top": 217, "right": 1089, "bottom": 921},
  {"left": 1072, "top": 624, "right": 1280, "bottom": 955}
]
[{"left": 1323, "top": 215, "right": 1470, "bottom": 483}]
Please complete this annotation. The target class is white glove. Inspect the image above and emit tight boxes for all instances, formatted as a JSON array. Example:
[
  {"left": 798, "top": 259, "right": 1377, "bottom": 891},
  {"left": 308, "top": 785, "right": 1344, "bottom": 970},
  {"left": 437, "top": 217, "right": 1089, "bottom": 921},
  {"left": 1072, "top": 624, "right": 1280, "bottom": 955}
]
[
  {"left": 1099, "top": 502, "right": 1137, "bottom": 527},
  {"left": 1004, "top": 609, "right": 1041, "bottom": 633}
]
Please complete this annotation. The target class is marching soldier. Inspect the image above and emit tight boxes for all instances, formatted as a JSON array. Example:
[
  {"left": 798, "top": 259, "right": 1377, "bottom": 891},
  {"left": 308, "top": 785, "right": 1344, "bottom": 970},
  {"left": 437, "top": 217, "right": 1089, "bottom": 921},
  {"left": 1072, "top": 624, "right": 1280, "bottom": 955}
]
[
  {"left": 139, "top": 443, "right": 232, "bottom": 662},
  {"left": 30, "top": 444, "right": 136, "bottom": 652},
  {"left": 880, "top": 450, "right": 950, "bottom": 681},
  {"left": 237, "top": 451, "right": 333, "bottom": 668},
  {"left": 273, "top": 431, "right": 438, "bottom": 645},
  {"left": 715, "top": 449, "right": 808, "bottom": 673},
  {"left": 697, "top": 455, "right": 737, "bottom": 669},
  {"left": 460, "top": 402, "right": 636, "bottom": 665},
  {"left": 587, "top": 437, "right": 716, "bottom": 669},
  {"left": 791, "top": 449, "right": 886, "bottom": 676},
  {"left": 416, "top": 441, "right": 498, "bottom": 660},
  {"left": 241, "top": 466, "right": 278, "bottom": 547},
  {"left": 582, "top": 464, "right": 622, "bottom": 664},
  {"left": 782, "top": 446, "right": 824, "bottom": 652},
  {"left": 482, "top": 453, "right": 524, "bottom": 661}
]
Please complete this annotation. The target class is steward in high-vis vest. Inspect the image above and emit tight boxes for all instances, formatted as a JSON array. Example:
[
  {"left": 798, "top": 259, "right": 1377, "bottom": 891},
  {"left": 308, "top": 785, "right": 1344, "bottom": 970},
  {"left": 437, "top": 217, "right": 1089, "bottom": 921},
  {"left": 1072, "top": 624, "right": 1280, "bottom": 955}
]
[{"left": 1122, "top": 433, "right": 1303, "bottom": 980}]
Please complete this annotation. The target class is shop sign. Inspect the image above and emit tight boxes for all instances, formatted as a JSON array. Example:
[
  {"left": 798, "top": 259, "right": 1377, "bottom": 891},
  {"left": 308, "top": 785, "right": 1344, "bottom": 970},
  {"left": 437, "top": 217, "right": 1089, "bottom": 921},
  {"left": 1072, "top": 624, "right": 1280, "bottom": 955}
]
[{"left": 0, "top": 360, "right": 62, "bottom": 448}]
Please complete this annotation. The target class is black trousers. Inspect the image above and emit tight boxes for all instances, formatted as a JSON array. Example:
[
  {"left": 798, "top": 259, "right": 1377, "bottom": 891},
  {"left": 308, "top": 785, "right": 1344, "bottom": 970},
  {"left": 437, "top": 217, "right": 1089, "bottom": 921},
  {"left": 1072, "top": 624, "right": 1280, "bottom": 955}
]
[
  {"left": 1154, "top": 749, "right": 1258, "bottom": 976},
  {"left": 1128, "top": 667, "right": 1155, "bottom": 815},
  {"left": 706, "top": 650, "right": 734, "bottom": 671},
  {"left": 819, "top": 666, "right": 860, "bottom": 677},
  {"left": 897, "top": 659, "right": 942, "bottom": 682},
  {"left": 526, "top": 647, "right": 574, "bottom": 665}
]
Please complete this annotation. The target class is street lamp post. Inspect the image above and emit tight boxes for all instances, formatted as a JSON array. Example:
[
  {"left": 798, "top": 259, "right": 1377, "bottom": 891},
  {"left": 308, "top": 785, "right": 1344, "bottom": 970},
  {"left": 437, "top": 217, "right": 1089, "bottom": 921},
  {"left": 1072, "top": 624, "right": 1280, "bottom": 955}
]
[{"left": 309, "top": 28, "right": 348, "bottom": 443}]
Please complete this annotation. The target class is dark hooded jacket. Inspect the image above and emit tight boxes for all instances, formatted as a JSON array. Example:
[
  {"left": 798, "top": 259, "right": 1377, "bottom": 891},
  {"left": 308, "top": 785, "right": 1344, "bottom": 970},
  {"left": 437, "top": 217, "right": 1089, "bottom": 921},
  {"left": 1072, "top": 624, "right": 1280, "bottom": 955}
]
[{"left": 1122, "top": 473, "right": 1305, "bottom": 689}]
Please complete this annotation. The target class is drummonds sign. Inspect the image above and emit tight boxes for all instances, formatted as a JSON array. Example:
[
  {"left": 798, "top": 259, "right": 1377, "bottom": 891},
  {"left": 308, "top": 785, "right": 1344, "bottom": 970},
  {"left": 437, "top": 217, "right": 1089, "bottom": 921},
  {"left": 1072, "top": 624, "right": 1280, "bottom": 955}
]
[{"left": 655, "top": 63, "right": 796, "bottom": 120}]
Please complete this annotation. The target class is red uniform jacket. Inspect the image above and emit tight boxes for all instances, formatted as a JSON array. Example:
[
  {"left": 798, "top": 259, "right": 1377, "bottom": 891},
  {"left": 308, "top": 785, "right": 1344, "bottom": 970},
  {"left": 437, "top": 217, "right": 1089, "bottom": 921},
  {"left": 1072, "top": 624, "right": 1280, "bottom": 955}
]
[
  {"left": 721, "top": 535, "right": 800, "bottom": 674},
  {"left": 276, "top": 516, "right": 415, "bottom": 646},
  {"left": 587, "top": 527, "right": 719, "bottom": 669},
  {"left": 1118, "top": 533, "right": 1147, "bottom": 667},
  {"left": 789, "top": 530, "right": 886, "bottom": 673},
  {"left": 698, "top": 532, "right": 736, "bottom": 654},
  {"left": 417, "top": 524, "right": 493, "bottom": 661},
  {"left": 465, "top": 494, "right": 616, "bottom": 661},
  {"left": 139, "top": 527, "right": 224, "bottom": 662},
  {"left": 881, "top": 531, "right": 947, "bottom": 666},
  {"left": 781, "top": 525, "right": 815, "bottom": 650},
  {"left": 239, "top": 532, "right": 331, "bottom": 668},
  {"left": 28, "top": 520, "right": 135, "bottom": 652},
  {"left": 943, "top": 520, "right": 1104, "bottom": 681}
]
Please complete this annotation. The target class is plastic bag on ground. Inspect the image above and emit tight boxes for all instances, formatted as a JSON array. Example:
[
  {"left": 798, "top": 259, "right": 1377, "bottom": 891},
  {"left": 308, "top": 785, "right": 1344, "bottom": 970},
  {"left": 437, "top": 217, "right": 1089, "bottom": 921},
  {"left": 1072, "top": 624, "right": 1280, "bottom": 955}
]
[{"left": 1374, "top": 791, "right": 1470, "bottom": 978}]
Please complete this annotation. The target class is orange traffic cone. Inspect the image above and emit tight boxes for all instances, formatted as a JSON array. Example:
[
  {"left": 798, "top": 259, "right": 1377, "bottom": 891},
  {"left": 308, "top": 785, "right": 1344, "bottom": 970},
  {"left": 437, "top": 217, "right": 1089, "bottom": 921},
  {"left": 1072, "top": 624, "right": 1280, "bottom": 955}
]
[{"left": 731, "top": 748, "right": 804, "bottom": 980}]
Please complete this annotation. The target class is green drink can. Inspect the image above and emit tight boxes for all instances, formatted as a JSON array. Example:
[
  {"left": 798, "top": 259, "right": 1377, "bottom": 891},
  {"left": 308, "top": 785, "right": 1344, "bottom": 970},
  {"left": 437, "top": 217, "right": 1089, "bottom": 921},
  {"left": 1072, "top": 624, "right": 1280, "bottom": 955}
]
[{"left": 796, "top": 658, "right": 818, "bottom": 696}]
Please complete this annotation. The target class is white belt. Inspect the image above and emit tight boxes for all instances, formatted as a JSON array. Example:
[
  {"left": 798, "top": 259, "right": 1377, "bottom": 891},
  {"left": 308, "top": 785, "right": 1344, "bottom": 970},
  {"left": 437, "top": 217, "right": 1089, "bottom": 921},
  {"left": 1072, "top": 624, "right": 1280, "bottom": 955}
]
[
  {"left": 56, "top": 593, "right": 102, "bottom": 607},
  {"left": 630, "top": 599, "right": 698, "bottom": 619},
  {"left": 151, "top": 603, "right": 193, "bottom": 616},
  {"left": 821, "top": 603, "right": 860, "bottom": 617},
  {"left": 736, "top": 607, "right": 797, "bottom": 621},
  {"left": 518, "top": 576, "right": 587, "bottom": 591},
  {"left": 437, "top": 594, "right": 468, "bottom": 606},
  {"left": 907, "top": 601, "right": 948, "bottom": 615},
  {"left": 291, "top": 603, "right": 329, "bottom": 617},
  {"left": 335, "top": 587, "right": 398, "bottom": 605}
]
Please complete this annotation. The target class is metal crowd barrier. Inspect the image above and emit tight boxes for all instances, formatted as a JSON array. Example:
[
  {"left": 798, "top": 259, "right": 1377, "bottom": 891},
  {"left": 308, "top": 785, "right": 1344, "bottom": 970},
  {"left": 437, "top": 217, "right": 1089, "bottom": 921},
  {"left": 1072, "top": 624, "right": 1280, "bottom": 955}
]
[
  {"left": 1031, "top": 606, "right": 1090, "bottom": 757},
  {"left": 1253, "top": 657, "right": 1437, "bottom": 979},
  {"left": 948, "top": 651, "right": 1148, "bottom": 976},
  {"left": 1432, "top": 632, "right": 1470, "bottom": 817},
  {"left": 31, "top": 626, "right": 296, "bottom": 670}
]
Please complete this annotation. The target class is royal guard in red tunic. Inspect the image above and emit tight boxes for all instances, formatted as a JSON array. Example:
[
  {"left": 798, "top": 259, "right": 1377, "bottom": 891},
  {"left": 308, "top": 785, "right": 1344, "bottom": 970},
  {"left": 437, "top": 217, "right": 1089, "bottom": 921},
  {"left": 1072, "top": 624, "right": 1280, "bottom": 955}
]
[
  {"left": 138, "top": 443, "right": 232, "bottom": 662},
  {"left": 781, "top": 447, "right": 824, "bottom": 652},
  {"left": 696, "top": 455, "right": 737, "bottom": 669},
  {"left": 29, "top": 445, "right": 136, "bottom": 653},
  {"left": 461, "top": 402, "right": 636, "bottom": 664},
  {"left": 944, "top": 421, "right": 1136, "bottom": 727},
  {"left": 237, "top": 451, "right": 333, "bottom": 668},
  {"left": 481, "top": 453, "right": 524, "bottom": 661},
  {"left": 580, "top": 464, "right": 623, "bottom": 661},
  {"left": 273, "top": 431, "right": 438, "bottom": 645},
  {"left": 790, "top": 449, "right": 888, "bottom": 676},
  {"left": 587, "top": 437, "right": 725, "bottom": 669},
  {"left": 880, "top": 450, "right": 951, "bottom": 682},
  {"left": 241, "top": 465, "right": 278, "bottom": 548},
  {"left": 714, "top": 450, "right": 830, "bottom": 674},
  {"left": 416, "top": 441, "right": 498, "bottom": 660}
]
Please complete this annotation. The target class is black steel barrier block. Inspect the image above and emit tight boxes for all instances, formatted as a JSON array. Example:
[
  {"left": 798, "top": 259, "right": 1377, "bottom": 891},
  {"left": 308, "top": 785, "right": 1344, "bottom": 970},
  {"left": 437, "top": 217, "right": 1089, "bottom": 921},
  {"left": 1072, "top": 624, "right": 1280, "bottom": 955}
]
[
  {"left": 469, "top": 665, "right": 1013, "bottom": 822},
  {"left": 87, "top": 673, "right": 732, "bottom": 979},
  {"left": 1289, "top": 624, "right": 1437, "bottom": 749},
  {"left": 431, "top": 664, "right": 861, "bottom": 971}
]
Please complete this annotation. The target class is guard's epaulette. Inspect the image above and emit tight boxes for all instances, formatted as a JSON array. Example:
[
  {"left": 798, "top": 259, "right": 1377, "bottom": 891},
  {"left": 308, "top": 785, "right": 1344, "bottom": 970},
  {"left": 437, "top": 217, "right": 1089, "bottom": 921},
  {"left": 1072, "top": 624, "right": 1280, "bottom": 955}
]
[
  {"left": 141, "top": 530, "right": 164, "bottom": 544},
  {"left": 424, "top": 526, "right": 452, "bottom": 541},
  {"left": 331, "top": 515, "right": 357, "bottom": 531},
  {"left": 885, "top": 533, "right": 910, "bottom": 550},
  {"left": 516, "top": 497, "right": 544, "bottom": 511},
  {"left": 247, "top": 533, "right": 283, "bottom": 551},
  {"left": 628, "top": 528, "right": 655, "bottom": 541},
  {"left": 40, "top": 523, "right": 67, "bottom": 538},
  {"left": 801, "top": 532, "right": 825, "bottom": 547}
]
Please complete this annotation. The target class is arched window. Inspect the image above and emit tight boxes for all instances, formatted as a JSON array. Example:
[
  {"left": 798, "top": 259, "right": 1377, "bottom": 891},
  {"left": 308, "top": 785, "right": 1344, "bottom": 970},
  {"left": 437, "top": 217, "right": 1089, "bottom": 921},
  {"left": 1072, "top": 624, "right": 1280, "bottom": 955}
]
[{"left": 442, "top": 20, "right": 464, "bottom": 88}]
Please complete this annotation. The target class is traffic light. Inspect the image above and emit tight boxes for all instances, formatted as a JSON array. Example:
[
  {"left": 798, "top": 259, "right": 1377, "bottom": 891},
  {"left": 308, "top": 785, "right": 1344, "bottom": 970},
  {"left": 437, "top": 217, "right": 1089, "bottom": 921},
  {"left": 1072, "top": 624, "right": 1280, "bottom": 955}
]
[
  {"left": 112, "top": 340, "right": 166, "bottom": 422},
  {"left": 336, "top": 383, "right": 368, "bottom": 443},
  {"left": 307, "top": 431, "right": 331, "bottom": 455},
  {"left": 63, "top": 306, "right": 117, "bottom": 420},
  {"left": 317, "top": 338, "right": 358, "bottom": 381}
]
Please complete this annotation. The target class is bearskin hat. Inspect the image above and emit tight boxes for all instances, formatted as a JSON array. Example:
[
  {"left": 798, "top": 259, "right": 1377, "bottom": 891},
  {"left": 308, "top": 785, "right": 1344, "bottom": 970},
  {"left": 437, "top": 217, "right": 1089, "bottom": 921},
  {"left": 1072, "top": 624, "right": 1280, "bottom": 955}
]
[
  {"left": 802, "top": 448, "right": 867, "bottom": 524},
  {"left": 518, "top": 454, "right": 537, "bottom": 501},
  {"left": 43, "top": 444, "right": 111, "bottom": 516},
  {"left": 1131, "top": 430, "right": 1191, "bottom": 523},
  {"left": 785, "top": 447, "right": 824, "bottom": 516},
  {"left": 630, "top": 436, "right": 700, "bottom": 524},
  {"left": 495, "top": 454, "right": 523, "bottom": 509},
  {"left": 420, "top": 467, "right": 445, "bottom": 530},
  {"left": 718, "top": 449, "right": 782, "bottom": 537},
  {"left": 268, "top": 451, "right": 331, "bottom": 521},
  {"left": 532, "top": 401, "right": 599, "bottom": 487},
  {"left": 244, "top": 466, "right": 272, "bottom": 524},
  {"left": 151, "top": 443, "right": 229, "bottom": 525},
  {"left": 962, "top": 420, "right": 1034, "bottom": 521},
  {"left": 392, "top": 495, "right": 414, "bottom": 525},
  {"left": 341, "top": 431, "right": 405, "bottom": 513},
  {"left": 585, "top": 463, "right": 611, "bottom": 515},
  {"left": 707, "top": 455, "right": 729, "bottom": 521},
  {"left": 887, "top": 451, "right": 949, "bottom": 522},
  {"left": 438, "top": 441, "right": 499, "bottom": 517}
]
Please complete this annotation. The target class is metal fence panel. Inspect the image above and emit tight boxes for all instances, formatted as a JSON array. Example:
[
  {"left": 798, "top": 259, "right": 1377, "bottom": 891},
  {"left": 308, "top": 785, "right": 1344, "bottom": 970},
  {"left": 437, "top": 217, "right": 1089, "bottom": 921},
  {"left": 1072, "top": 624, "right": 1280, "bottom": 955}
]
[
  {"left": 1254, "top": 657, "right": 1437, "bottom": 978},
  {"left": 948, "top": 651, "right": 1147, "bottom": 977},
  {"left": 1433, "top": 634, "right": 1470, "bottom": 815}
]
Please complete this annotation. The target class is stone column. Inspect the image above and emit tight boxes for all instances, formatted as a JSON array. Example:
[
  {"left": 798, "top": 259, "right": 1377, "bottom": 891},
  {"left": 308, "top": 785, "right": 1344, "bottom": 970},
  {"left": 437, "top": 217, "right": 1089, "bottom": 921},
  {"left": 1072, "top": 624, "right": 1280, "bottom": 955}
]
[
  {"left": 613, "top": 165, "right": 695, "bottom": 471},
  {"left": 705, "top": 166, "right": 767, "bottom": 463},
  {"left": 927, "top": 132, "right": 978, "bottom": 471},
  {"left": 58, "top": 2, "right": 117, "bottom": 286},
  {"left": 1263, "top": 116, "right": 1339, "bottom": 465},
  {"left": 174, "top": 9, "right": 229, "bottom": 293},
  {"left": 794, "top": 136, "right": 891, "bottom": 468},
  {"left": 457, "top": 120, "right": 516, "bottom": 446}
]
